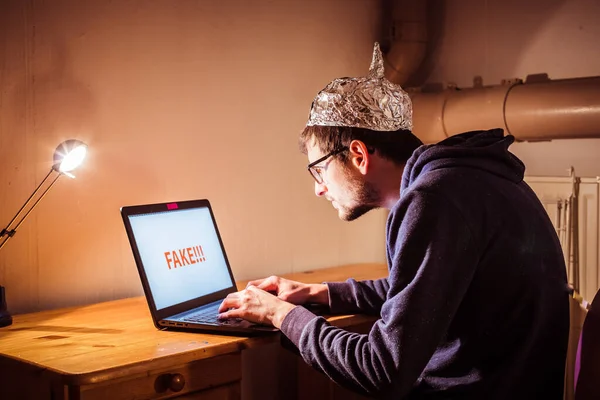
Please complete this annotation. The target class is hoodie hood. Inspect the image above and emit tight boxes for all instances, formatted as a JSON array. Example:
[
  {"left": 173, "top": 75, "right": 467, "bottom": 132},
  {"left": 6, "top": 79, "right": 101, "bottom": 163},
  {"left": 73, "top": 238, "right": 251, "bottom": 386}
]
[{"left": 401, "top": 129, "right": 525, "bottom": 193}]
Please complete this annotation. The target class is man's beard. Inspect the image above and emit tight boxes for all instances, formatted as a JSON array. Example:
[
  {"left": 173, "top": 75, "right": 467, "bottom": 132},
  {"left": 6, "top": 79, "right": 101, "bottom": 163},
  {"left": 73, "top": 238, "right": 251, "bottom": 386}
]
[{"left": 339, "top": 172, "right": 382, "bottom": 221}]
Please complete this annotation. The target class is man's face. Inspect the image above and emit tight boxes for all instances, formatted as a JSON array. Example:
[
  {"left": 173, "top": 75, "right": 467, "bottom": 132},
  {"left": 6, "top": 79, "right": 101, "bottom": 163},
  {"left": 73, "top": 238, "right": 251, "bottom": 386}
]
[{"left": 306, "top": 141, "right": 381, "bottom": 221}]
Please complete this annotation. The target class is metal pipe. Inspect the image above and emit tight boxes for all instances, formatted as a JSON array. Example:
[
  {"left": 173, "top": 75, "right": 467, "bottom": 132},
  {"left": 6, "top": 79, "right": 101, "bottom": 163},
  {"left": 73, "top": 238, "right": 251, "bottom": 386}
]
[
  {"left": 383, "top": 0, "right": 428, "bottom": 85},
  {"left": 506, "top": 77, "right": 600, "bottom": 141},
  {"left": 410, "top": 76, "right": 600, "bottom": 143}
]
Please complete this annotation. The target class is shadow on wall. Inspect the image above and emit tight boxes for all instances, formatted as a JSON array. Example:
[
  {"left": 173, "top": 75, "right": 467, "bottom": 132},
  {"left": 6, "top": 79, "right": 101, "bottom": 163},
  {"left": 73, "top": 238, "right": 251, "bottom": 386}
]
[
  {"left": 404, "top": 0, "right": 446, "bottom": 88},
  {"left": 9, "top": 29, "right": 97, "bottom": 153}
]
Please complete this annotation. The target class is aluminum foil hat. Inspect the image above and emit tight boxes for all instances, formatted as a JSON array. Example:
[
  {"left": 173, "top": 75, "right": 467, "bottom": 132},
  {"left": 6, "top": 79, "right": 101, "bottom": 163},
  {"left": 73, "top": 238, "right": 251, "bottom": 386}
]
[{"left": 306, "top": 42, "right": 413, "bottom": 132}]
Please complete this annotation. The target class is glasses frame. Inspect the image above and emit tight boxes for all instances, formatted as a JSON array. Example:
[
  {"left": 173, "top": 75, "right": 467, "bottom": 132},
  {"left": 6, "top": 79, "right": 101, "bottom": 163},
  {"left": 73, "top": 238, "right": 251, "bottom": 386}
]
[{"left": 307, "top": 147, "right": 348, "bottom": 184}]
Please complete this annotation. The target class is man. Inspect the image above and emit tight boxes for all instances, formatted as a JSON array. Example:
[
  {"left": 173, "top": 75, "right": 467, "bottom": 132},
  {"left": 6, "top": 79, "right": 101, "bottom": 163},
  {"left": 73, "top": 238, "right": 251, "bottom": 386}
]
[{"left": 218, "top": 43, "right": 569, "bottom": 399}]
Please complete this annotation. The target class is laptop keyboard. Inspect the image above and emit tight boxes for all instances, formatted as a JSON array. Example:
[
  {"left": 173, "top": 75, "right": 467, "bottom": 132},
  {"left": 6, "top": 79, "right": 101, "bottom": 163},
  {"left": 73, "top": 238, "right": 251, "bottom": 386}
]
[
  {"left": 184, "top": 304, "right": 220, "bottom": 324},
  {"left": 183, "top": 304, "right": 242, "bottom": 325}
]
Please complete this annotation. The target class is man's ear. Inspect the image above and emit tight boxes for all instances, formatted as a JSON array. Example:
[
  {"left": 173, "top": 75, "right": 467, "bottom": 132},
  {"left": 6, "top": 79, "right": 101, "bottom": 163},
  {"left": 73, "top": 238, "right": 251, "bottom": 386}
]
[{"left": 348, "top": 139, "right": 370, "bottom": 175}]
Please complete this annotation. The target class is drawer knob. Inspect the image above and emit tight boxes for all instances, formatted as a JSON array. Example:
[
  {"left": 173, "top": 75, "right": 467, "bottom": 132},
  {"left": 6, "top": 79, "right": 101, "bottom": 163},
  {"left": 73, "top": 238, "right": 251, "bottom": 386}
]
[
  {"left": 155, "top": 373, "right": 186, "bottom": 393},
  {"left": 169, "top": 373, "right": 186, "bottom": 392}
]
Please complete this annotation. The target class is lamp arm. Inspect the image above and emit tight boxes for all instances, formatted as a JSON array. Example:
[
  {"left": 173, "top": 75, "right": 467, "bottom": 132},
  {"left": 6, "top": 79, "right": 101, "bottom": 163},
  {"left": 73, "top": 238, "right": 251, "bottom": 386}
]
[
  {"left": 0, "top": 170, "right": 62, "bottom": 251},
  {"left": 0, "top": 169, "right": 54, "bottom": 235}
]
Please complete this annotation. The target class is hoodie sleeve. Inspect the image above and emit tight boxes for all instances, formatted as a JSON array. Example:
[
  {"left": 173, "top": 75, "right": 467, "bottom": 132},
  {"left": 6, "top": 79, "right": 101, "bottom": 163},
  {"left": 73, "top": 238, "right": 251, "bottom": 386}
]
[
  {"left": 326, "top": 278, "right": 389, "bottom": 315},
  {"left": 280, "top": 190, "right": 480, "bottom": 397}
]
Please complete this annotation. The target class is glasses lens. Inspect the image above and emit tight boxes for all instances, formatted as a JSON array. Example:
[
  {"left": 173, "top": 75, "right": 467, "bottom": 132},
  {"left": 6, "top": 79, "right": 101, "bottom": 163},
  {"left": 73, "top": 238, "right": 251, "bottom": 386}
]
[{"left": 309, "top": 167, "right": 323, "bottom": 184}]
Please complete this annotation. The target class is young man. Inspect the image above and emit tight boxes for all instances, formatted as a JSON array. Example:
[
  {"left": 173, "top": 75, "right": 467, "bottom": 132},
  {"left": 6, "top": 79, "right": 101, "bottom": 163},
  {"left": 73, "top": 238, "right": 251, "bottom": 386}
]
[{"left": 218, "top": 43, "right": 569, "bottom": 399}]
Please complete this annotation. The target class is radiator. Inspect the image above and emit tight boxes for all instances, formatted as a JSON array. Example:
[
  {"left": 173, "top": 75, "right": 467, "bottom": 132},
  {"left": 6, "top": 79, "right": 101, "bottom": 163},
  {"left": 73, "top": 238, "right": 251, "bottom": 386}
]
[{"left": 525, "top": 172, "right": 600, "bottom": 303}]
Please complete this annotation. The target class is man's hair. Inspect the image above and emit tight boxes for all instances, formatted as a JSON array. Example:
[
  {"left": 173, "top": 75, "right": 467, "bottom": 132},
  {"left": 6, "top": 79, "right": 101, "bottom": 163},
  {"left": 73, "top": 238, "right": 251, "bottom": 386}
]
[{"left": 299, "top": 125, "right": 424, "bottom": 165}]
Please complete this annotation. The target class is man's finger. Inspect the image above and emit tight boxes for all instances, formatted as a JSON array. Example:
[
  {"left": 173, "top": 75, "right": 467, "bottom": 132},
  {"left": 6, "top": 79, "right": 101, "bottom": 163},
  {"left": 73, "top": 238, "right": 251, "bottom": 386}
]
[
  {"left": 218, "top": 294, "right": 240, "bottom": 313},
  {"left": 257, "top": 277, "right": 279, "bottom": 292},
  {"left": 247, "top": 285, "right": 272, "bottom": 296},
  {"left": 218, "top": 308, "right": 244, "bottom": 320},
  {"left": 246, "top": 278, "right": 266, "bottom": 288}
]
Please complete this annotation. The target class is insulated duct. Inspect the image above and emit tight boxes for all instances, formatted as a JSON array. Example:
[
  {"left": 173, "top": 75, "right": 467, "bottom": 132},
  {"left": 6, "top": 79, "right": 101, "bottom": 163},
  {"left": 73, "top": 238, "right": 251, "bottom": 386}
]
[{"left": 409, "top": 75, "right": 600, "bottom": 143}]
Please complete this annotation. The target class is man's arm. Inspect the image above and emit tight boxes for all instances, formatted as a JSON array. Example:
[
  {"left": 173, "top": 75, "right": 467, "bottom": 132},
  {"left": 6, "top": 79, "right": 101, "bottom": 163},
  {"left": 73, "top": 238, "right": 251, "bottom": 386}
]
[
  {"left": 244, "top": 275, "right": 389, "bottom": 315},
  {"left": 280, "top": 190, "right": 480, "bottom": 397},
  {"left": 325, "top": 278, "right": 389, "bottom": 315}
]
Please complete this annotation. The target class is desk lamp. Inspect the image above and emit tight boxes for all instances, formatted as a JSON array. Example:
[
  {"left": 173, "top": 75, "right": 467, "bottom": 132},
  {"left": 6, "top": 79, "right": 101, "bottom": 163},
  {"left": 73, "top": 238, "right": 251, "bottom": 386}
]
[{"left": 0, "top": 139, "right": 88, "bottom": 328}]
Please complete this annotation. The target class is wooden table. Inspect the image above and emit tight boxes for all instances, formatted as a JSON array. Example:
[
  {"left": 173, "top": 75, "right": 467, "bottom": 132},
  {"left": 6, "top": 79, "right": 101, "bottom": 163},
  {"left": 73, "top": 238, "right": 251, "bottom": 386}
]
[{"left": 0, "top": 263, "right": 388, "bottom": 400}]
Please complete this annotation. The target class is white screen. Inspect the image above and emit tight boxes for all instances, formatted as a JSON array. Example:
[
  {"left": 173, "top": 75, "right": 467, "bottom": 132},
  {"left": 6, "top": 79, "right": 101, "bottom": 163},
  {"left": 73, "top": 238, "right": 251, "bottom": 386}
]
[{"left": 128, "top": 207, "right": 234, "bottom": 310}]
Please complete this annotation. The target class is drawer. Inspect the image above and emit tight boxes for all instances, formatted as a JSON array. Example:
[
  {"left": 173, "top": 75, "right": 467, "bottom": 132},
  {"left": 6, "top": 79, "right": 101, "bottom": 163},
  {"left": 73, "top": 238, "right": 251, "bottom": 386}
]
[
  {"left": 78, "top": 353, "right": 241, "bottom": 400},
  {"left": 163, "top": 382, "right": 240, "bottom": 400}
]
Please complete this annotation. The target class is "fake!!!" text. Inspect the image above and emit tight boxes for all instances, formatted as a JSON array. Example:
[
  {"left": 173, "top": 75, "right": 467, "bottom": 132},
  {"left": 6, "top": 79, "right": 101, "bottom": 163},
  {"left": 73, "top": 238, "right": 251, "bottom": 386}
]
[{"left": 164, "top": 245, "right": 206, "bottom": 269}]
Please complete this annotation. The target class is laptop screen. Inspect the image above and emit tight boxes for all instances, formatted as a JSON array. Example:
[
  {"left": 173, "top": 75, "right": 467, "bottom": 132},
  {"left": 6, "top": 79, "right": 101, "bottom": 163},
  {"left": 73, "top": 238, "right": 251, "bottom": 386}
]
[{"left": 127, "top": 206, "right": 235, "bottom": 310}]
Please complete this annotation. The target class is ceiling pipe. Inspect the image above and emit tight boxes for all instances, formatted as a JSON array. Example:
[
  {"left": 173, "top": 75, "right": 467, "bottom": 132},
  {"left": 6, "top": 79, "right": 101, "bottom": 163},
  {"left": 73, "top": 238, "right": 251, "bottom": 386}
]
[
  {"left": 409, "top": 75, "right": 600, "bottom": 143},
  {"left": 380, "top": 2, "right": 600, "bottom": 143},
  {"left": 383, "top": 0, "right": 428, "bottom": 85}
]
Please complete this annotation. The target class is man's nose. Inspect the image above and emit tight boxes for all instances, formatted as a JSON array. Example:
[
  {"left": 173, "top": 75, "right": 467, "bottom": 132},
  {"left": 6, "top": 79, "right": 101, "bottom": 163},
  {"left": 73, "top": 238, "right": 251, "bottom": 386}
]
[{"left": 315, "top": 181, "right": 327, "bottom": 197}]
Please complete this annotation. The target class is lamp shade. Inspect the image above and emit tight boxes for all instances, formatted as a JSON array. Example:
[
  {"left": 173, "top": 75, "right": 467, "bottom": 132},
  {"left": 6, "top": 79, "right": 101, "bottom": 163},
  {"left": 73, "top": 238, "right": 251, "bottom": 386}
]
[{"left": 53, "top": 140, "right": 88, "bottom": 173}]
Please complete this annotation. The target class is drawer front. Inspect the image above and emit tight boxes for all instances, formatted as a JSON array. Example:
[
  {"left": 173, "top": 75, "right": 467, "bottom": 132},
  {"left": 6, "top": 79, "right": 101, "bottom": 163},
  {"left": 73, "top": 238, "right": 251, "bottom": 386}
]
[
  {"left": 167, "top": 382, "right": 240, "bottom": 400},
  {"left": 79, "top": 353, "right": 241, "bottom": 400}
]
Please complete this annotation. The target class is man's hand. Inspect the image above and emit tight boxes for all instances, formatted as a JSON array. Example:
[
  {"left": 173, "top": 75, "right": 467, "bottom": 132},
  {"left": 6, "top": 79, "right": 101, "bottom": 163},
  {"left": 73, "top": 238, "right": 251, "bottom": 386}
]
[
  {"left": 217, "top": 286, "right": 296, "bottom": 328},
  {"left": 246, "top": 276, "right": 329, "bottom": 305}
]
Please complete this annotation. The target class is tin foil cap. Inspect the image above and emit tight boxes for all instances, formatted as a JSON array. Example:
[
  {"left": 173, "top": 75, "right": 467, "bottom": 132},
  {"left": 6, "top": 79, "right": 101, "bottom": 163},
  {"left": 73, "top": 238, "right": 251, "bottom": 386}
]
[{"left": 306, "top": 42, "right": 413, "bottom": 132}]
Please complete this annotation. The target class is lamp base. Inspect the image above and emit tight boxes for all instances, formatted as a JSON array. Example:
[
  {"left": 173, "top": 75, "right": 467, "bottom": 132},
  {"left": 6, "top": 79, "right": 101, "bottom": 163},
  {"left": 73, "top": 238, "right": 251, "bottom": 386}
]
[
  {"left": 0, "top": 285, "right": 12, "bottom": 328},
  {"left": 0, "top": 312, "right": 11, "bottom": 328}
]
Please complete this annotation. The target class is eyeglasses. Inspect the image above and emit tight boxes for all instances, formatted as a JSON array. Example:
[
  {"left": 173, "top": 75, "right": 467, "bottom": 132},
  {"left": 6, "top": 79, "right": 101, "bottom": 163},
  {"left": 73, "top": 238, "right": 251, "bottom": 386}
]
[{"left": 307, "top": 147, "right": 348, "bottom": 184}]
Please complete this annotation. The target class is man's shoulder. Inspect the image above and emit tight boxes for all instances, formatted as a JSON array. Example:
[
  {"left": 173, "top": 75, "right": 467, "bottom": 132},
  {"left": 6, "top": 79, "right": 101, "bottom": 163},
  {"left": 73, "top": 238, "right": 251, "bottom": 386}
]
[
  {"left": 390, "top": 184, "right": 458, "bottom": 221},
  {"left": 402, "top": 164, "right": 522, "bottom": 206},
  {"left": 408, "top": 165, "right": 472, "bottom": 190},
  {"left": 397, "top": 169, "right": 463, "bottom": 206},
  {"left": 391, "top": 168, "right": 490, "bottom": 226}
]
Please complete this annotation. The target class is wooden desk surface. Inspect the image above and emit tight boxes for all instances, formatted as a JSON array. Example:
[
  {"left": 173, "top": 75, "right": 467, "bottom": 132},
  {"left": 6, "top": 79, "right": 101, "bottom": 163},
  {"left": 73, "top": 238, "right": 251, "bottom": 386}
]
[{"left": 0, "top": 263, "right": 387, "bottom": 385}]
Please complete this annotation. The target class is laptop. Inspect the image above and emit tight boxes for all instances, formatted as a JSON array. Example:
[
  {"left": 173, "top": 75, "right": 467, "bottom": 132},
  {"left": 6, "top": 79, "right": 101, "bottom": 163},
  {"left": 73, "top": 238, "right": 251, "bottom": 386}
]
[{"left": 120, "top": 199, "right": 278, "bottom": 335}]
